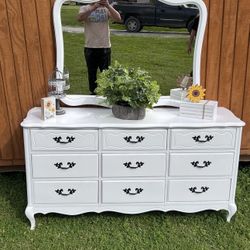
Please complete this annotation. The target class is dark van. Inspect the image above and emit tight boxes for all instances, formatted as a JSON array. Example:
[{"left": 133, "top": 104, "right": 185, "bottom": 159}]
[{"left": 113, "top": 0, "right": 198, "bottom": 32}]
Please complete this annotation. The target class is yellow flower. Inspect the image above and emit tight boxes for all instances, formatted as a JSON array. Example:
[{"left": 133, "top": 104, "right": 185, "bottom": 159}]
[
  {"left": 46, "top": 100, "right": 52, "bottom": 108},
  {"left": 186, "top": 85, "right": 206, "bottom": 103}
]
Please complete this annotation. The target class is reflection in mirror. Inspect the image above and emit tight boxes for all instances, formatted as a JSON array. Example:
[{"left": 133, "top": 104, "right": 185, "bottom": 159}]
[{"left": 54, "top": 0, "right": 207, "bottom": 104}]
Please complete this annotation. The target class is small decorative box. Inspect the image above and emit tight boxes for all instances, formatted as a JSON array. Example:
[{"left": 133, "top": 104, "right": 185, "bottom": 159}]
[
  {"left": 41, "top": 97, "right": 56, "bottom": 120},
  {"left": 180, "top": 100, "right": 218, "bottom": 120},
  {"left": 170, "top": 88, "right": 187, "bottom": 100}
]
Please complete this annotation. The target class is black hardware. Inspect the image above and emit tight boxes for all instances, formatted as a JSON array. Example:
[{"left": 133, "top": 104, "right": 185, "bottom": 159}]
[
  {"left": 192, "top": 135, "right": 214, "bottom": 143},
  {"left": 189, "top": 186, "right": 209, "bottom": 194},
  {"left": 123, "top": 161, "right": 144, "bottom": 169},
  {"left": 53, "top": 136, "right": 75, "bottom": 144},
  {"left": 123, "top": 188, "right": 143, "bottom": 195},
  {"left": 54, "top": 162, "right": 76, "bottom": 170},
  {"left": 55, "top": 188, "right": 76, "bottom": 196},
  {"left": 123, "top": 136, "right": 145, "bottom": 143},
  {"left": 191, "top": 161, "right": 211, "bottom": 168}
]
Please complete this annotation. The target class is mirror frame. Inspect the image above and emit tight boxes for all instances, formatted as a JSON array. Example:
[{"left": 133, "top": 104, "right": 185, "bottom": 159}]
[{"left": 53, "top": 0, "right": 207, "bottom": 106}]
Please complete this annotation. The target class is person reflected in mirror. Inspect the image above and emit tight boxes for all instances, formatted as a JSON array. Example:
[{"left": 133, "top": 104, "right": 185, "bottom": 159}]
[
  {"left": 77, "top": 0, "right": 121, "bottom": 95},
  {"left": 187, "top": 14, "right": 199, "bottom": 55}
]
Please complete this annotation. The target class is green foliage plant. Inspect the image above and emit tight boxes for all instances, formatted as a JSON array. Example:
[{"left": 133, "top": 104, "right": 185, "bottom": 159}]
[{"left": 96, "top": 61, "right": 161, "bottom": 109}]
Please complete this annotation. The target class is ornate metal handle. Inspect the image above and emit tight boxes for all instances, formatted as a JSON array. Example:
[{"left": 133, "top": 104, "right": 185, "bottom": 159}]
[
  {"left": 55, "top": 188, "right": 76, "bottom": 196},
  {"left": 53, "top": 136, "right": 75, "bottom": 144},
  {"left": 123, "top": 136, "right": 145, "bottom": 144},
  {"left": 123, "top": 188, "right": 143, "bottom": 195},
  {"left": 54, "top": 162, "right": 76, "bottom": 170},
  {"left": 123, "top": 161, "right": 144, "bottom": 169},
  {"left": 191, "top": 161, "right": 211, "bottom": 168},
  {"left": 189, "top": 186, "right": 209, "bottom": 194},
  {"left": 192, "top": 135, "right": 214, "bottom": 143}
]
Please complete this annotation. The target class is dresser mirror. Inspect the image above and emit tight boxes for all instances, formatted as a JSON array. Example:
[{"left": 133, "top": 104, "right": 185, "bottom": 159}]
[{"left": 53, "top": 0, "right": 207, "bottom": 106}]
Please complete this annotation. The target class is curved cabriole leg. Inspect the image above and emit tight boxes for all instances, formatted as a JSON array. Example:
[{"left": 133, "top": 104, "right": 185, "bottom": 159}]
[
  {"left": 25, "top": 207, "right": 36, "bottom": 230},
  {"left": 227, "top": 203, "right": 237, "bottom": 222}
]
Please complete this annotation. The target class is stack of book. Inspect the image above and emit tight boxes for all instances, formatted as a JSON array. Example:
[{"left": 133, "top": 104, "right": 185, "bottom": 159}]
[{"left": 180, "top": 100, "right": 218, "bottom": 120}]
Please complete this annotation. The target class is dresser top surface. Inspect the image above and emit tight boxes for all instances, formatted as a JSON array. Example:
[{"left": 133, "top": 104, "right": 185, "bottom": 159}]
[{"left": 21, "top": 107, "right": 245, "bottom": 129}]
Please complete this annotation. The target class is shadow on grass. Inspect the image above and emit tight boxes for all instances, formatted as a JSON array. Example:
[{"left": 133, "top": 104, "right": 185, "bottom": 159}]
[{"left": 0, "top": 172, "right": 27, "bottom": 223}]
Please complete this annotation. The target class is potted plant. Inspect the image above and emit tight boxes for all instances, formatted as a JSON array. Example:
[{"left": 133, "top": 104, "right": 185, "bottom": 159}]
[{"left": 96, "top": 61, "right": 161, "bottom": 120}]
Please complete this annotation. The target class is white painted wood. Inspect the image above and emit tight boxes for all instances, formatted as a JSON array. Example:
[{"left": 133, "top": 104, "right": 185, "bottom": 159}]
[
  {"left": 33, "top": 181, "right": 98, "bottom": 204},
  {"left": 102, "top": 180, "right": 165, "bottom": 203},
  {"left": 102, "top": 129, "right": 167, "bottom": 150},
  {"left": 227, "top": 203, "right": 237, "bottom": 222},
  {"left": 32, "top": 154, "right": 98, "bottom": 178},
  {"left": 25, "top": 206, "right": 35, "bottom": 230},
  {"left": 168, "top": 179, "right": 231, "bottom": 202},
  {"left": 60, "top": 95, "right": 110, "bottom": 107},
  {"left": 169, "top": 152, "right": 234, "bottom": 176},
  {"left": 53, "top": 0, "right": 207, "bottom": 106},
  {"left": 102, "top": 153, "right": 166, "bottom": 177},
  {"left": 21, "top": 107, "right": 245, "bottom": 129},
  {"left": 21, "top": 106, "right": 244, "bottom": 229},
  {"left": 159, "top": 0, "right": 207, "bottom": 85},
  {"left": 29, "top": 202, "right": 233, "bottom": 215},
  {"left": 31, "top": 129, "right": 98, "bottom": 151},
  {"left": 170, "top": 128, "right": 236, "bottom": 150}
]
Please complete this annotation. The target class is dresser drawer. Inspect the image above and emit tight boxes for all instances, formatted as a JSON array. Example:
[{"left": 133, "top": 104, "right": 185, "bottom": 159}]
[
  {"left": 168, "top": 179, "right": 231, "bottom": 202},
  {"left": 33, "top": 181, "right": 98, "bottom": 204},
  {"left": 102, "top": 180, "right": 165, "bottom": 203},
  {"left": 169, "top": 152, "right": 234, "bottom": 176},
  {"left": 102, "top": 129, "right": 167, "bottom": 150},
  {"left": 32, "top": 154, "right": 98, "bottom": 178},
  {"left": 102, "top": 153, "right": 166, "bottom": 177},
  {"left": 170, "top": 128, "right": 236, "bottom": 150},
  {"left": 30, "top": 129, "right": 98, "bottom": 151}
]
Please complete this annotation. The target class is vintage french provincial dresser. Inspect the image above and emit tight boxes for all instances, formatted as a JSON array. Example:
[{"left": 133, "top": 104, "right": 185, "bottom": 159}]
[{"left": 21, "top": 106, "right": 244, "bottom": 229}]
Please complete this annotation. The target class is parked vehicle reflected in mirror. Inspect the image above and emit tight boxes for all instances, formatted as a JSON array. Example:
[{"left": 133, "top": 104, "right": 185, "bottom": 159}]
[{"left": 112, "top": 0, "right": 198, "bottom": 32}]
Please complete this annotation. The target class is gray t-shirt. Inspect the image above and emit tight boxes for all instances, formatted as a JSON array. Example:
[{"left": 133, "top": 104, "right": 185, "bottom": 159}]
[{"left": 79, "top": 5, "right": 111, "bottom": 48}]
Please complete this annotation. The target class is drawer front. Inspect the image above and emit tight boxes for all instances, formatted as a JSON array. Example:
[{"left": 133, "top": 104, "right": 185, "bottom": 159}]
[
  {"left": 170, "top": 128, "right": 236, "bottom": 150},
  {"left": 168, "top": 179, "right": 231, "bottom": 202},
  {"left": 102, "top": 153, "right": 166, "bottom": 177},
  {"left": 33, "top": 181, "right": 98, "bottom": 204},
  {"left": 169, "top": 152, "right": 234, "bottom": 176},
  {"left": 102, "top": 129, "right": 167, "bottom": 150},
  {"left": 102, "top": 180, "right": 165, "bottom": 203},
  {"left": 32, "top": 154, "right": 98, "bottom": 178},
  {"left": 31, "top": 129, "right": 98, "bottom": 151}
]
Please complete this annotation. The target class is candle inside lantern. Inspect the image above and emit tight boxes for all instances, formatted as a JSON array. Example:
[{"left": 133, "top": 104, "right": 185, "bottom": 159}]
[
  {"left": 47, "top": 68, "right": 68, "bottom": 115},
  {"left": 56, "top": 80, "right": 66, "bottom": 93}
]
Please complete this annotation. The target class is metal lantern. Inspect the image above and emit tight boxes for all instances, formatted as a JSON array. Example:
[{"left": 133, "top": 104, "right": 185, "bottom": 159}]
[{"left": 48, "top": 68, "right": 70, "bottom": 115}]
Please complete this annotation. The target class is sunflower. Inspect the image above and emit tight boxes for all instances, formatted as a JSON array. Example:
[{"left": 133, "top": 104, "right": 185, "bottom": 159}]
[{"left": 186, "top": 85, "right": 206, "bottom": 103}]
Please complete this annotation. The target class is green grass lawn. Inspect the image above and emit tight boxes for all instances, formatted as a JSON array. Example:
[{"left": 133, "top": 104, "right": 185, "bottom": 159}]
[
  {"left": 64, "top": 32, "right": 192, "bottom": 95},
  {"left": 0, "top": 164, "right": 249, "bottom": 249}
]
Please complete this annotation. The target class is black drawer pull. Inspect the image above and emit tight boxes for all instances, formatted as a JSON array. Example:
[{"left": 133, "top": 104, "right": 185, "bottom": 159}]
[
  {"left": 192, "top": 135, "right": 213, "bottom": 143},
  {"left": 191, "top": 161, "right": 211, "bottom": 168},
  {"left": 123, "top": 188, "right": 143, "bottom": 195},
  {"left": 55, "top": 188, "right": 76, "bottom": 196},
  {"left": 53, "top": 136, "right": 75, "bottom": 144},
  {"left": 54, "top": 162, "right": 76, "bottom": 170},
  {"left": 189, "top": 186, "right": 209, "bottom": 194},
  {"left": 123, "top": 161, "right": 144, "bottom": 169},
  {"left": 123, "top": 136, "right": 145, "bottom": 143}
]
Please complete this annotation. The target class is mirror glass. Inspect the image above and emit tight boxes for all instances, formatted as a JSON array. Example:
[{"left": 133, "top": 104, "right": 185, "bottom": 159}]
[{"left": 54, "top": 0, "right": 206, "bottom": 102}]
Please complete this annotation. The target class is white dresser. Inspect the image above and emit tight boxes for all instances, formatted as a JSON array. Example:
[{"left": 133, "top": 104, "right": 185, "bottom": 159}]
[{"left": 21, "top": 107, "right": 245, "bottom": 229}]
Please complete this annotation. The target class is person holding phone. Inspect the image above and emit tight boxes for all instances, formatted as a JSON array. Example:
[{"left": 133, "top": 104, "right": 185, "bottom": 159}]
[{"left": 77, "top": 0, "right": 121, "bottom": 95}]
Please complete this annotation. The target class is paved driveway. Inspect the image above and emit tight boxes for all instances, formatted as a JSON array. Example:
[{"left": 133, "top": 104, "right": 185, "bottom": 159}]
[{"left": 62, "top": 26, "right": 189, "bottom": 38}]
